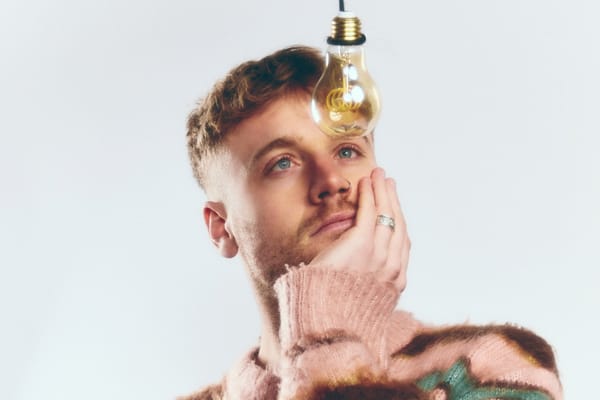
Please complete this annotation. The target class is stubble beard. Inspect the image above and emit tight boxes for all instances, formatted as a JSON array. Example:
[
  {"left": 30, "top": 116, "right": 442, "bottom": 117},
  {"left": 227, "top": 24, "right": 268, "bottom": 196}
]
[
  {"left": 238, "top": 198, "right": 356, "bottom": 296},
  {"left": 238, "top": 223, "right": 316, "bottom": 297}
]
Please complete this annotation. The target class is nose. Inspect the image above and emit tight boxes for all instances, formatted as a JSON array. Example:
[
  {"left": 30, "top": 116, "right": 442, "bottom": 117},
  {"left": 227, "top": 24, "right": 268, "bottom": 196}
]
[{"left": 308, "top": 159, "right": 352, "bottom": 204}]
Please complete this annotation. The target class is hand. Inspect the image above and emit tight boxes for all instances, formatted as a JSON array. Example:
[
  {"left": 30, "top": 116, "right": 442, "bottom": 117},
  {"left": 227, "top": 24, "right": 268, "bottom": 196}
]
[{"left": 308, "top": 168, "right": 410, "bottom": 292}]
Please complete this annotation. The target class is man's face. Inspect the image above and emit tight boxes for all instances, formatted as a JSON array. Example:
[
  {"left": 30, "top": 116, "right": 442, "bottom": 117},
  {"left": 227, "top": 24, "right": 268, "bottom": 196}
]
[{"left": 209, "top": 94, "right": 377, "bottom": 289}]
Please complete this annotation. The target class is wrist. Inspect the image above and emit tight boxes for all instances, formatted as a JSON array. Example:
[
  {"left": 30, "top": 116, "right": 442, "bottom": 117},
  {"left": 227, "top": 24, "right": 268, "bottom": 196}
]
[{"left": 274, "top": 267, "right": 399, "bottom": 354}]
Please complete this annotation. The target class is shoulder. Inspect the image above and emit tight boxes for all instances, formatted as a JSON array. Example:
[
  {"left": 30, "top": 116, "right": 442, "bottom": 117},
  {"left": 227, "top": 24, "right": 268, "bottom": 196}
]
[
  {"left": 394, "top": 323, "right": 557, "bottom": 373},
  {"left": 177, "top": 383, "right": 224, "bottom": 400}
]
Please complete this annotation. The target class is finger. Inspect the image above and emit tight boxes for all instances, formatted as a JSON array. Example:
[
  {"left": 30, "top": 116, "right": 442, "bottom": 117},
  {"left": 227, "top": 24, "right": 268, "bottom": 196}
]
[
  {"left": 387, "top": 177, "right": 406, "bottom": 234},
  {"left": 394, "top": 236, "right": 410, "bottom": 291},
  {"left": 384, "top": 178, "right": 409, "bottom": 288},
  {"left": 354, "top": 176, "right": 376, "bottom": 232},
  {"left": 371, "top": 169, "right": 395, "bottom": 269},
  {"left": 372, "top": 168, "right": 390, "bottom": 209}
]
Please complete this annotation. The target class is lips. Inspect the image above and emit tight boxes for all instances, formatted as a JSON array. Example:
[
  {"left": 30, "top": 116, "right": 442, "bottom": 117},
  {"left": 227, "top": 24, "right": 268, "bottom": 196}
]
[{"left": 310, "top": 211, "right": 356, "bottom": 237}]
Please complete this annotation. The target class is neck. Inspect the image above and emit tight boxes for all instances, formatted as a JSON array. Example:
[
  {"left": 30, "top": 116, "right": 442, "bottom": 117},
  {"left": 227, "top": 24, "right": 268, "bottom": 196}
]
[{"left": 254, "top": 283, "right": 282, "bottom": 370}]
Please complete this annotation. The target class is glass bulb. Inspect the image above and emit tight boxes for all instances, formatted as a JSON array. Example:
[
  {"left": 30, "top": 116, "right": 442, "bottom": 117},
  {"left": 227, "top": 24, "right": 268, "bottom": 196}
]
[{"left": 311, "top": 11, "right": 381, "bottom": 138}]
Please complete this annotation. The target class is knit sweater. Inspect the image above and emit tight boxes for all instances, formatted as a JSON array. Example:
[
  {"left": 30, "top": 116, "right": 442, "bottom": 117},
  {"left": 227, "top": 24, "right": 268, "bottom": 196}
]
[{"left": 181, "top": 268, "right": 562, "bottom": 400}]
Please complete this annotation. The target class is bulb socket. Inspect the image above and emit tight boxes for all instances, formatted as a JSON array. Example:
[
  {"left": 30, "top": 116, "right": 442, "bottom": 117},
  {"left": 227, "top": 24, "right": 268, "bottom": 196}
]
[{"left": 327, "top": 14, "right": 366, "bottom": 46}]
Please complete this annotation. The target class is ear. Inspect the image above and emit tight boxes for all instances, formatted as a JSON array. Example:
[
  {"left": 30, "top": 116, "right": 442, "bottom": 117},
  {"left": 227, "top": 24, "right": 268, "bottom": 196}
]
[{"left": 203, "top": 201, "right": 238, "bottom": 258}]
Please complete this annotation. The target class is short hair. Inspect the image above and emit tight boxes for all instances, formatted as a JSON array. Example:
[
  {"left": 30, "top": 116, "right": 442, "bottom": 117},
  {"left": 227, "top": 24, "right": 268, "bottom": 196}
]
[{"left": 186, "top": 45, "right": 324, "bottom": 192}]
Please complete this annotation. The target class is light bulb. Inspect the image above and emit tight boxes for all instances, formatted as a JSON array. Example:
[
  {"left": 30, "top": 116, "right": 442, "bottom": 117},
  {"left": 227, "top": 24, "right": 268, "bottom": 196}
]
[{"left": 311, "top": 11, "right": 381, "bottom": 138}]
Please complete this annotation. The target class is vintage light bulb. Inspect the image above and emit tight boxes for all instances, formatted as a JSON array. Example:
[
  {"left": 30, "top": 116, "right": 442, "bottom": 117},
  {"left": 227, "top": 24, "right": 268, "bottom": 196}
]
[{"left": 311, "top": 8, "right": 381, "bottom": 138}]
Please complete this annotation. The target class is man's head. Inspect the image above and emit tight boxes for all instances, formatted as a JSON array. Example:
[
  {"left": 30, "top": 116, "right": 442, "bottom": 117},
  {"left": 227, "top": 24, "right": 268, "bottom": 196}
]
[{"left": 187, "top": 46, "right": 378, "bottom": 292}]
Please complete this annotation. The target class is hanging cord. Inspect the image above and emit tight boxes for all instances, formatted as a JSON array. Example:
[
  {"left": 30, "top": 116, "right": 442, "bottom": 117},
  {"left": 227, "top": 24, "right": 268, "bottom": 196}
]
[{"left": 339, "top": 0, "right": 345, "bottom": 12}]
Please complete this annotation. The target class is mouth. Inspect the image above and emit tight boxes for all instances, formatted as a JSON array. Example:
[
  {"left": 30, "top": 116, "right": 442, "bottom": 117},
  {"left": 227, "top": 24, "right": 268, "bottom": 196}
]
[{"left": 310, "top": 211, "right": 356, "bottom": 237}]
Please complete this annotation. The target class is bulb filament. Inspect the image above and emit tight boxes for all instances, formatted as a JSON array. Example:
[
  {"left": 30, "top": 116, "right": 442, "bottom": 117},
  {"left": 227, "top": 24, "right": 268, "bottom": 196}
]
[{"left": 325, "top": 56, "right": 362, "bottom": 113}]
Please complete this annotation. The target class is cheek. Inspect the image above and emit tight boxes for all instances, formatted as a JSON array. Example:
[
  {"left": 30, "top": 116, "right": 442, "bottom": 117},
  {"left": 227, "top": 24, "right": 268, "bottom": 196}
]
[
  {"left": 248, "top": 186, "right": 307, "bottom": 231},
  {"left": 345, "top": 161, "right": 377, "bottom": 183},
  {"left": 237, "top": 180, "right": 302, "bottom": 216},
  {"left": 251, "top": 172, "right": 308, "bottom": 206},
  {"left": 255, "top": 194, "right": 303, "bottom": 223},
  {"left": 358, "top": 156, "right": 378, "bottom": 170}
]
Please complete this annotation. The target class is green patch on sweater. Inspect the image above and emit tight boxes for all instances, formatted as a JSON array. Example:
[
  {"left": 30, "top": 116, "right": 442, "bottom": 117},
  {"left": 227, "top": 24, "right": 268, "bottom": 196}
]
[{"left": 417, "top": 359, "right": 550, "bottom": 400}]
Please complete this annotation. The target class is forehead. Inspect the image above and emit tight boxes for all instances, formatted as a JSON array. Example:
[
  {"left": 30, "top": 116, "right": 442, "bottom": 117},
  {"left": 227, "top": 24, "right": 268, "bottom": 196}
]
[
  {"left": 227, "top": 95, "right": 313, "bottom": 147},
  {"left": 223, "top": 95, "right": 374, "bottom": 166}
]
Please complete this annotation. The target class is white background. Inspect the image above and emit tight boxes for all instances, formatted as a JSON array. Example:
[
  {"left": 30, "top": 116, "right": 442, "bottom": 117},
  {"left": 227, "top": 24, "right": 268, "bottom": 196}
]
[{"left": 1, "top": 0, "right": 598, "bottom": 399}]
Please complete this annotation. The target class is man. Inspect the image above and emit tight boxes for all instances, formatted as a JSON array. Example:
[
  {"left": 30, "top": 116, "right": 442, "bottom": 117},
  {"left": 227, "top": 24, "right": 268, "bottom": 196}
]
[{"left": 182, "top": 46, "right": 562, "bottom": 400}]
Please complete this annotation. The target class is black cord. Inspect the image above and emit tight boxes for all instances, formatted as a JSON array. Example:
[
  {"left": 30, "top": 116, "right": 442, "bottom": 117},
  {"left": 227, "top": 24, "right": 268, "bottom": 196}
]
[{"left": 339, "top": 0, "right": 345, "bottom": 12}]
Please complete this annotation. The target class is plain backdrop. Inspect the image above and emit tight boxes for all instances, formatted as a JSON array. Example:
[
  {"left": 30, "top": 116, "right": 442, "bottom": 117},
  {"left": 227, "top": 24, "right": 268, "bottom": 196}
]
[{"left": 1, "top": 0, "right": 598, "bottom": 399}]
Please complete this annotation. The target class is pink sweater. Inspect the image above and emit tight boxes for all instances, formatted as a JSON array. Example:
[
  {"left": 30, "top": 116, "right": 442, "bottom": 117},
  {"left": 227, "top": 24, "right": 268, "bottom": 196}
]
[{"left": 182, "top": 268, "right": 562, "bottom": 400}]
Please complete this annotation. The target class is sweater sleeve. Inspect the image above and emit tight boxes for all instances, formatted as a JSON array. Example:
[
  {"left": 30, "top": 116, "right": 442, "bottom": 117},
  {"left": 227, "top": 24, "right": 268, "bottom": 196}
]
[{"left": 273, "top": 267, "right": 401, "bottom": 399}]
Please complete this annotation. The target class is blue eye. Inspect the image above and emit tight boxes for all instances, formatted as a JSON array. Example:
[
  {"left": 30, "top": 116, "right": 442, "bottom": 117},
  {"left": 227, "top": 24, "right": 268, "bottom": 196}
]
[
  {"left": 338, "top": 147, "right": 356, "bottom": 159},
  {"left": 273, "top": 157, "right": 292, "bottom": 170}
]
